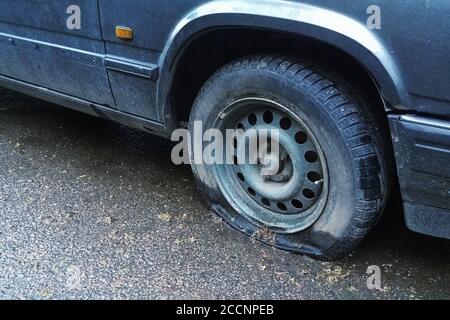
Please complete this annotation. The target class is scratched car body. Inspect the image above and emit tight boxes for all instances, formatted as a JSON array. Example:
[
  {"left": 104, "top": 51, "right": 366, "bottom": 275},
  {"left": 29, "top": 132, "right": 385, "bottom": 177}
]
[{"left": 0, "top": 0, "right": 449, "bottom": 260}]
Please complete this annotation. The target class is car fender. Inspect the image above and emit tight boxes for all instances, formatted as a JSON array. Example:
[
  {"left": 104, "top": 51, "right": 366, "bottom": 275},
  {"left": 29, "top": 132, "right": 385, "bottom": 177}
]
[{"left": 158, "top": 0, "right": 406, "bottom": 126}]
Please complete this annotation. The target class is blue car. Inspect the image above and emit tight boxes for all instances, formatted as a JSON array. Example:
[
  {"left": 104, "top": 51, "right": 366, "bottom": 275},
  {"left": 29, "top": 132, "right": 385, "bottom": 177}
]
[{"left": 0, "top": 0, "right": 449, "bottom": 260}]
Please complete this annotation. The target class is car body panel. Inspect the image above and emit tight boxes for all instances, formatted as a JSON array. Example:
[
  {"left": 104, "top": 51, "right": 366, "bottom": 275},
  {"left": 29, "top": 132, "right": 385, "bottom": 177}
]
[
  {"left": 0, "top": 0, "right": 115, "bottom": 107},
  {"left": 389, "top": 115, "right": 450, "bottom": 239},
  {"left": 157, "top": 0, "right": 404, "bottom": 125},
  {"left": 2, "top": 0, "right": 449, "bottom": 121},
  {"left": 158, "top": 0, "right": 450, "bottom": 119}
]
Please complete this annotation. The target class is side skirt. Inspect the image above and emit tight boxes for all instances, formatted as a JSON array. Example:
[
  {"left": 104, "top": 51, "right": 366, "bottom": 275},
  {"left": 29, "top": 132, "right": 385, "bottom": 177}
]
[{"left": 0, "top": 74, "right": 168, "bottom": 138}]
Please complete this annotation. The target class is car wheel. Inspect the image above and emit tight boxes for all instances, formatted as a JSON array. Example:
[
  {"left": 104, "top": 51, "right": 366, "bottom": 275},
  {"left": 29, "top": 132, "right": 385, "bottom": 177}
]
[{"left": 188, "top": 55, "right": 389, "bottom": 260}]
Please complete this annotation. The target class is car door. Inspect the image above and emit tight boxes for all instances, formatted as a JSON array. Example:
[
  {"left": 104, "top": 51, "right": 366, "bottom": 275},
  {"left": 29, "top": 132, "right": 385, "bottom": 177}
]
[{"left": 0, "top": 0, "right": 115, "bottom": 107}]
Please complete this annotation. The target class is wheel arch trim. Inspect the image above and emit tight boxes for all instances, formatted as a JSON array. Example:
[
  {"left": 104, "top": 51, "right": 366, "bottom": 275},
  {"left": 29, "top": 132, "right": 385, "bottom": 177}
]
[{"left": 157, "top": 0, "right": 406, "bottom": 127}]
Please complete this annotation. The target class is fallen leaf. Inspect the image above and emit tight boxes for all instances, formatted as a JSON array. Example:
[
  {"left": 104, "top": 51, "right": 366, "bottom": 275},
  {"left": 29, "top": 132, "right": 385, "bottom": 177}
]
[{"left": 158, "top": 213, "right": 172, "bottom": 222}]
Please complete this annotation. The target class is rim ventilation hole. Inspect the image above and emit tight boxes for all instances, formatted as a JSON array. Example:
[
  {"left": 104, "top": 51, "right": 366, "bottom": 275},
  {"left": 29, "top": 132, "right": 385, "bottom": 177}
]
[
  {"left": 237, "top": 172, "right": 245, "bottom": 182},
  {"left": 248, "top": 188, "right": 256, "bottom": 196},
  {"left": 295, "top": 131, "right": 308, "bottom": 144},
  {"left": 277, "top": 202, "right": 288, "bottom": 211},
  {"left": 263, "top": 111, "right": 274, "bottom": 124},
  {"left": 305, "top": 151, "right": 319, "bottom": 163},
  {"left": 237, "top": 123, "right": 245, "bottom": 130},
  {"left": 280, "top": 117, "right": 292, "bottom": 130},
  {"left": 303, "top": 188, "right": 316, "bottom": 199},
  {"left": 307, "top": 171, "right": 322, "bottom": 183},
  {"left": 248, "top": 113, "right": 257, "bottom": 126},
  {"left": 291, "top": 199, "right": 304, "bottom": 209},
  {"left": 262, "top": 198, "right": 271, "bottom": 207}
]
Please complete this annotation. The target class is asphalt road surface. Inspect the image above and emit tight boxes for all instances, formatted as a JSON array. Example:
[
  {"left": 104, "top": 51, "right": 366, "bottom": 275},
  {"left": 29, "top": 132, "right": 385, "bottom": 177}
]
[{"left": 0, "top": 88, "right": 449, "bottom": 300}]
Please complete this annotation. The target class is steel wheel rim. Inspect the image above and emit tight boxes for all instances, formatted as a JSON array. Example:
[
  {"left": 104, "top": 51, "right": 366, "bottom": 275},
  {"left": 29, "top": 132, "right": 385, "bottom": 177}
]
[{"left": 212, "top": 97, "right": 329, "bottom": 233}]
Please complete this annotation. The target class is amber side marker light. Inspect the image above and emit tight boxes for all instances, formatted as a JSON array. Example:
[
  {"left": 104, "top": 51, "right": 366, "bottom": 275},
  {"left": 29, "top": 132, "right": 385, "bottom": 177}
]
[{"left": 115, "top": 26, "right": 133, "bottom": 40}]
